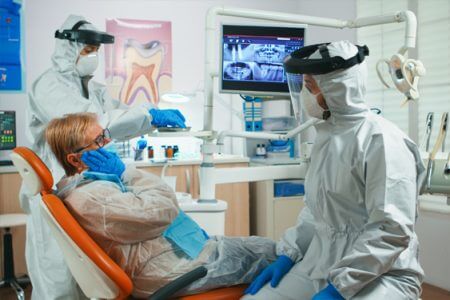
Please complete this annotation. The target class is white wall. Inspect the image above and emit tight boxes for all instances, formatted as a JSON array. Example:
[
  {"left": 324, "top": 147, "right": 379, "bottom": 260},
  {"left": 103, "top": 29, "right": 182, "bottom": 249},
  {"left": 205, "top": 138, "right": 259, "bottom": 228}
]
[
  {"left": 298, "top": 0, "right": 356, "bottom": 44},
  {"left": 416, "top": 208, "right": 450, "bottom": 290}
]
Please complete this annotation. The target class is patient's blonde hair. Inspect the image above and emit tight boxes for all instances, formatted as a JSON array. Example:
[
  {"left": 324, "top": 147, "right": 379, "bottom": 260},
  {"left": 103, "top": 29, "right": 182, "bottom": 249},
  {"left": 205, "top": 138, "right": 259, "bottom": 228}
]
[{"left": 45, "top": 113, "right": 98, "bottom": 176}]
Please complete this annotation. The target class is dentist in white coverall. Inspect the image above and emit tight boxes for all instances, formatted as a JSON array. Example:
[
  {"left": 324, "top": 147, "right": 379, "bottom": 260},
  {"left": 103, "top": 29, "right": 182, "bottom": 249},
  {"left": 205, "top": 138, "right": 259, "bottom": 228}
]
[
  {"left": 21, "top": 15, "right": 186, "bottom": 299},
  {"left": 243, "top": 41, "right": 425, "bottom": 299}
]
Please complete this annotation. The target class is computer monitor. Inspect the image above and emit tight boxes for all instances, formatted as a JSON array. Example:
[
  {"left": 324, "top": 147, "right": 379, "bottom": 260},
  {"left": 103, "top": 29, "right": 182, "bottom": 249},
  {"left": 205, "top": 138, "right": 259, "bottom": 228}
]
[
  {"left": 220, "top": 24, "right": 306, "bottom": 96},
  {"left": 0, "top": 111, "right": 16, "bottom": 151}
]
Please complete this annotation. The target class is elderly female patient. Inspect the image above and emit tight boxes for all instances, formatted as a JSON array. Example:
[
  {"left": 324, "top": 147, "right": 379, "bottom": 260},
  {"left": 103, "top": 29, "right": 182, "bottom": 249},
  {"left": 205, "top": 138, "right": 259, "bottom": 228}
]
[{"left": 44, "top": 112, "right": 276, "bottom": 298}]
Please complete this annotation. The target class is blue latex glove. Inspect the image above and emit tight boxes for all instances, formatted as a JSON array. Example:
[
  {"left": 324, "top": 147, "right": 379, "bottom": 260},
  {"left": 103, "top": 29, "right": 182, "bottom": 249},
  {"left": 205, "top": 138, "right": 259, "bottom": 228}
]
[
  {"left": 149, "top": 108, "right": 186, "bottom": 128},
  {"left": 312, "top": 283, "right": 344, "bottom": 300},
  {"left": 244, "top": 255, "right": 294, "bottom": 295},
  {"left": 81, "top": 148, "right": 125, "bottom": 178},
  {"left": 136, "top": 136, "right": 147, "bottom": 150}
]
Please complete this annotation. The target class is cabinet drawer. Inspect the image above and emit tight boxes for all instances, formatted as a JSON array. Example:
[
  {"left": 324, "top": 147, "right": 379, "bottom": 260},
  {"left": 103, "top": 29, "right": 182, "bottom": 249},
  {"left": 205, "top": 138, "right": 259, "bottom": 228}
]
[{"left": 273, "top": 197, "right": 304, "bottom": 240}]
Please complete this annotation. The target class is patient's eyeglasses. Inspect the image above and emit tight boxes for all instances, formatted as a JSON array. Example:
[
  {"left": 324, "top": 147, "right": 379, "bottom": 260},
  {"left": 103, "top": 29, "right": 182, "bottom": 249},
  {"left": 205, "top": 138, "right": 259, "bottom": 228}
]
[{"left": 74, "top": 128, "right": 111, "bottom": 153}]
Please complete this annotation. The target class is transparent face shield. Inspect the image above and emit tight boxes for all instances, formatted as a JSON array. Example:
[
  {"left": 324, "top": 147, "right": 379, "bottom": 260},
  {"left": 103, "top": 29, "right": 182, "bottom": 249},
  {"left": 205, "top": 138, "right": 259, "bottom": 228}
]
[{"left": 286, "top": 72, "right": 303, "bottom": 123}]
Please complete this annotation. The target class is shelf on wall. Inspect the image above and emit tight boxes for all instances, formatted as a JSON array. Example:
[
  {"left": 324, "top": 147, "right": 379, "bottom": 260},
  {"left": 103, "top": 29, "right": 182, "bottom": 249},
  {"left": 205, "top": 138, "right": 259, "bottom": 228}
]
[{"left": 148, "top": 130, "right": 214, "bottom": 138}]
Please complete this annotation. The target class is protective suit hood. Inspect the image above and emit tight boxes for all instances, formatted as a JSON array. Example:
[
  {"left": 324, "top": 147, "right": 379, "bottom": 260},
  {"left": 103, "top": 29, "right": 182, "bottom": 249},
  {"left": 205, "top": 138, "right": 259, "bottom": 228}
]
[
  {"left": 51, "top": 15, "right": 98, "bottom": 74},
  {"left": 311, "top": 41, "right": 369, "bottom": 118}
]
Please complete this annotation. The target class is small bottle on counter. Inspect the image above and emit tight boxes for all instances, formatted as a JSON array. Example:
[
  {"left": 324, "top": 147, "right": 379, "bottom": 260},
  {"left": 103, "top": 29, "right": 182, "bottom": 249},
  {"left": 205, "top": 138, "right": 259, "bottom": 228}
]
[
  {"left": 173, "top": 145, "right": 179, "bottom": 157},
  {"left": 260, "top": 144, "right": 267, "bottom": 157},
  {"left": 147, "top": 146, "right": 154, "bottom": 159},
  {"left": 166, "top": 146, "right": 174, "bottom": 159},
  {"left": 256, "top": 144, "right": 261, "bottom": 156},
  {"left": 161, "top": 146, "right": 167, "bottom": 158}
]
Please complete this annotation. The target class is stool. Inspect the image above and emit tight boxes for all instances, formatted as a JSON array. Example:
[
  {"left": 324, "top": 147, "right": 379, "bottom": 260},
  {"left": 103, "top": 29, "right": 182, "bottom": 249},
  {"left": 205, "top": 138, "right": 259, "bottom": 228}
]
[{"left": 0, "top": 214, "right": 30, "bottom": 300}]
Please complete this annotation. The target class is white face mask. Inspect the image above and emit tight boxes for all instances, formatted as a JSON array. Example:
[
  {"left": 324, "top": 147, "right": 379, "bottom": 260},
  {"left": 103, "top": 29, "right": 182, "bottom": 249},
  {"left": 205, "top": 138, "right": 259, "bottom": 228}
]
[
  {"left": 300, "top": 86, "right": 326, "bottom": 119},
  {"left": 76, "top": 52, "right": 98, "bottom": 77}
]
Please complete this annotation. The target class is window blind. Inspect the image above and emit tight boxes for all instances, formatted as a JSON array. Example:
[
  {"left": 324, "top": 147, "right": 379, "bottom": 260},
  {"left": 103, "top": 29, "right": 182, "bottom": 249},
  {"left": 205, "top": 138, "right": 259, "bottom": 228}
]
[
  {"left": 356, "top": 0, "right": 450, "bottom": 152},
  {"left": 417, "top": 0, "right": 450, "bottom": 152}
]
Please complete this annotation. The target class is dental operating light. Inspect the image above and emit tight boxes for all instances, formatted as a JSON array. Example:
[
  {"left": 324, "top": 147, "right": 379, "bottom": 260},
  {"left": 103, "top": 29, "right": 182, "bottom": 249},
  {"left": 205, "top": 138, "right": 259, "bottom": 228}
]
[
  {"left": 376, "top": 53, "right": 426, "bottom": 101},
  {"left": 161, "top": 94, "right": 190, "bottom": 103}
]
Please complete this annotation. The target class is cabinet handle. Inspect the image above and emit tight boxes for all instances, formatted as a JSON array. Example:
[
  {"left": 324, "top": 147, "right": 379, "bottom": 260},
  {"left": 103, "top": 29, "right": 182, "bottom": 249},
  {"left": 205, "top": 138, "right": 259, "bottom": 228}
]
[
  {"left": 197, "top": 168, "right": 200, "bottom": 195},
  {"left": 185, "top": 169, "right": 191, "bottom": 194}
]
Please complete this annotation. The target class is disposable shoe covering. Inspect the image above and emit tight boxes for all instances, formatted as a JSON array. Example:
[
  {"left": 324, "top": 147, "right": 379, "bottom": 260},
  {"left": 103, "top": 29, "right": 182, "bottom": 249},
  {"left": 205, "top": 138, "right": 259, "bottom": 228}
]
[
  {"left": 243, "top": 41, "right": 425, "bottom": 300},
  {"left": 21, "top": 15, "right": 154, "bottom": 300},
  {"left": 57, "top": 166, "right": 277, "bottom": 298}
]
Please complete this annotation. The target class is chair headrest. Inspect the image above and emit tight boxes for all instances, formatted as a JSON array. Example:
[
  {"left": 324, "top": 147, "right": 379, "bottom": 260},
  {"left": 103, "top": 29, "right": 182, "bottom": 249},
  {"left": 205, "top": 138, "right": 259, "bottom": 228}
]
[
  {"left": 10, "top": 147, "right": 53, "bottom": 195},
  {"left": 41, "top": 193, "right": 133, "bottom": 298}
]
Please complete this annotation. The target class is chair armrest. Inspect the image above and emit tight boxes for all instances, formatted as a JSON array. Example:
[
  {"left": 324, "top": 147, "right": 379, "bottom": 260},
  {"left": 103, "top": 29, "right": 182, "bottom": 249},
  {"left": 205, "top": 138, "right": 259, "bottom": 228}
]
[{"left": 149, "top": 266, "right": 207, "bottom": 300}]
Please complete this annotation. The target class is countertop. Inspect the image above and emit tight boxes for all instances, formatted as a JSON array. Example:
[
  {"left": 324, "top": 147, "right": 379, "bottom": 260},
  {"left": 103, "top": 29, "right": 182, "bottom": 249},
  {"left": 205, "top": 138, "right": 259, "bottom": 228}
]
[
  {"left": 0, "top": 154, "right": 250, "bottom": 174},
  {"left": 128, "top": 154, "right": 249, "bottom": 167}
]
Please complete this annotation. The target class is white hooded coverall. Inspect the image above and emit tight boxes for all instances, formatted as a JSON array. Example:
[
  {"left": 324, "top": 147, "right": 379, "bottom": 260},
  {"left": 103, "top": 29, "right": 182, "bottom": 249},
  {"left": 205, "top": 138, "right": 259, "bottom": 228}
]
[
  {"left": 243, "top": 41, "right": 425, "bottom": 300},
  {"left": 21, "top": 15, "right": 152, "bottom": 300}
]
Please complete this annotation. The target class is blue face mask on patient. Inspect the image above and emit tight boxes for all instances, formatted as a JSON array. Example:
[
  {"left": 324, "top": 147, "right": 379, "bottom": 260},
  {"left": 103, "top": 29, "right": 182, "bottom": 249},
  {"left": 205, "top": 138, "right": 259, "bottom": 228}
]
[{"left": 163, "top": 210, "right": 209, "bottom": 259}]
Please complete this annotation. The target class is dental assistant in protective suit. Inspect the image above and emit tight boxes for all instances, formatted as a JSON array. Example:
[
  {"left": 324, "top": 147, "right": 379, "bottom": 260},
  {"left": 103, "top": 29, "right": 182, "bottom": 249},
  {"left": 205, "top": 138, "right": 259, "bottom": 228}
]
[
  {"left": 22, "top": 15, "right": 186, "bottom": 300},
  {"left": 243, "top": 40, "right": 425, "bottom": 300}
]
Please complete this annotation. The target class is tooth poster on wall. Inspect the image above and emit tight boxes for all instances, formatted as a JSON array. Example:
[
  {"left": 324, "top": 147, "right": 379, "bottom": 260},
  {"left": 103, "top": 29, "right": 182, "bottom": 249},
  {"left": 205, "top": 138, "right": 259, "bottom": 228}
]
[
  {"left": 105, "top": 19, "right": 172, "bottom": 106},
  {"left": 0, "top": 0, "right": 23, "bottom": 92}
]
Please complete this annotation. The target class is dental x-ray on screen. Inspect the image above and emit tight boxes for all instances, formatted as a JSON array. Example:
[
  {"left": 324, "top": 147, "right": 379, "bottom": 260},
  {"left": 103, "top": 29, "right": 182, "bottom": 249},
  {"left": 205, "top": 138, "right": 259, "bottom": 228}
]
[{"left": 221, "top": 24, "right": 305, "bottom": 95}]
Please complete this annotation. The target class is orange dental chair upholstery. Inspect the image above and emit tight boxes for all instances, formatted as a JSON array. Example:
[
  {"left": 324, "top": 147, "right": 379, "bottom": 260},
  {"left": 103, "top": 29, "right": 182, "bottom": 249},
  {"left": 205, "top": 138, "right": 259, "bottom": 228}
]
[{"left": 11, "top": 147, "right": 247, "bottom": 300}]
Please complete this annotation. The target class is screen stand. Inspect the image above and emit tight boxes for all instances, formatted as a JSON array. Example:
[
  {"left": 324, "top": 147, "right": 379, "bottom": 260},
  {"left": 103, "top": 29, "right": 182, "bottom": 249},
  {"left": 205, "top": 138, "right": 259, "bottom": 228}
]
[{"left": 0, "top": 150, "right": 13, "bottom": 166}]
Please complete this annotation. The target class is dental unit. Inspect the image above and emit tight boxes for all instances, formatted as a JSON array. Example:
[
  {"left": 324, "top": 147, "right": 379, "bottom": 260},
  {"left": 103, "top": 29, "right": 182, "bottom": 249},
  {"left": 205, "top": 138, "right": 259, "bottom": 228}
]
[{"left": 149, "top": 7, "right": 450, "bottom": 214}]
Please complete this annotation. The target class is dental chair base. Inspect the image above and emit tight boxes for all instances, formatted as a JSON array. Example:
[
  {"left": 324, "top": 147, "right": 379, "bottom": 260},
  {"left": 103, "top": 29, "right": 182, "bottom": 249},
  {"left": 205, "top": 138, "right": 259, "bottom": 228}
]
[{"left": 0, "top": 214, "right": 30, "bottom": 300}]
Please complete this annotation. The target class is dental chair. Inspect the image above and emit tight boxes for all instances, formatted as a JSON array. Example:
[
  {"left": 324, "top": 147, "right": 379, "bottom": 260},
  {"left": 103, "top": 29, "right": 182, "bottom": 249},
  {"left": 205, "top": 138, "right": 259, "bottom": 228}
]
[{"left": 10, "top": 147, "right": 246, "bottom": 300}]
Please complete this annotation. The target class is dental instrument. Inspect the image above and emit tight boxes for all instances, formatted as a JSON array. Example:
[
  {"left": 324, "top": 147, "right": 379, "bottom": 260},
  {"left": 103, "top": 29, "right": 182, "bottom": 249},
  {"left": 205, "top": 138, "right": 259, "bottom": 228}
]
[
  {"left": 424, "top": 112, "right": 434, "bottom": 152},
  {"left": 425, "top": 113, "right": 448, "bottom": 192},
  {"left": 442, "top": 112, "right": 448, "bottom": 152}
]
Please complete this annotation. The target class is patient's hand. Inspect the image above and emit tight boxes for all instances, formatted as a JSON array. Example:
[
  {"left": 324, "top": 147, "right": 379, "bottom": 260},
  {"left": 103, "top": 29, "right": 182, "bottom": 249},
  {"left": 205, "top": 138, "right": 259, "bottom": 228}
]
[{"left": 81, "top": 148, "right": 125, "bottom": 178}]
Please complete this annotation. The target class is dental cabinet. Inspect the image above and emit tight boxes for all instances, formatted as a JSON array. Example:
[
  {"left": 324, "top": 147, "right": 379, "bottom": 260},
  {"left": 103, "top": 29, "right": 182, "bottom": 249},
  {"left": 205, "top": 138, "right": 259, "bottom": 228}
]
[
  {"left": 250, "top": 179, "right": 305, "bottom": 240},
  {"left": 138, "top": 160, "right": 250, "bottom": 237},
  {"left": 0, "top": 170, "right": 26, "bottom": 278},
  {"left": 0, "top": 156, "right": 250, "bottom": 278}
]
